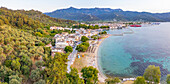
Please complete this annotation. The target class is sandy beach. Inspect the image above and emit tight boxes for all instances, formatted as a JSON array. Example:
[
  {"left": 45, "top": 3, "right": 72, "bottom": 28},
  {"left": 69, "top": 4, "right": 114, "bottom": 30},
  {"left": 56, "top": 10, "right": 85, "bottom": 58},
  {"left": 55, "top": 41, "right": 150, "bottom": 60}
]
[
  {"left": 71, "top": 35, "right": 110, "bottom": 83},
  {"left": 94, "top": 35, "right": 109, "bottom": 82}
]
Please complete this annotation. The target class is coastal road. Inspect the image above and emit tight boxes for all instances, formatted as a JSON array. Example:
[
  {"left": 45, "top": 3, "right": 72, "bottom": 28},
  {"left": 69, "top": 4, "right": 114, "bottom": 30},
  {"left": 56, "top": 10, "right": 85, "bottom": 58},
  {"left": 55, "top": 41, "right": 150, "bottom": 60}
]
[{"left": 67, "top": 41, "right": 81, "bottom": 73}]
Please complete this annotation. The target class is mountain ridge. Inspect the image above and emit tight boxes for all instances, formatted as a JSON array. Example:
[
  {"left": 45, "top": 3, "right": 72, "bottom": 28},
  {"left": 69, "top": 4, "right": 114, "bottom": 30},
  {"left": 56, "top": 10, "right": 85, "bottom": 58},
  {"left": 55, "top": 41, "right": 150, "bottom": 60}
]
[{"left": 44, "top": 7, "right": 170, "bottom": 22}]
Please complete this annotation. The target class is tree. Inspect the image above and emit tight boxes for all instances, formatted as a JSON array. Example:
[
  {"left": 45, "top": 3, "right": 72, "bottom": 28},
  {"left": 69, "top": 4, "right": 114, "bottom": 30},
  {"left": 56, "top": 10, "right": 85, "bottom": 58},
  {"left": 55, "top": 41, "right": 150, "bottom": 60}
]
[
  {"left": 0, "top": 66, "right": 14, "bottom": 82},
  {"left": 0, "top": 47, "right": 4, "bottom": 54},
  {"left": 38, "top": 42, "right": 45, "bottom": 46},
  {"left": 0, "top": 19, "right": 4, "bottom": 26},
  {"left": 81, "top": 42, "right": 89, "bottom": 47},
  {"left": 81, "top": 66, "right": 99, "bottom": 84},
  {"left": 33, "top": 79, "right": 46, "bottom": 84},
  {"left": 9, "top": 79, "right": 21, "bottom": 84},
  {"left": 167, "top": 74, "right": 170, "bottom": 84},
  {"left": 4, "top": 60, "right": 12, "bottom": 68},
  {"left": 20, "top": 55, "right": 32, "bottom": 67},
  {"left": 35, "top": 60, "right": 43, "bottom": 68},
  {"left": 43, "top": 53, "right": 68, "bottom": 84},
  {"left": 134, "top": 76, "right": 146, "bottom": 84},
  {"left": 44, "top": 47, "right": 51, "bottom": 56},
  {"left": 105, "top": 77, "right": 120, "bottom": 84},
  {"left": 21, "top": 65, "right": 30, "bottom": 75},
  {"left": 67, "top": 68, "right": 84, "bottom": 84},
  {"left": 35, "top": 32, "right": 43, "bottom": 37},
  {"left": 0, "top": 54, "right": 6, "bottom": 65},
  {"left": 76, "top": 42, "right": 89, "bottom": 52},
  {"left": 51, "top": 39, "right": 56, "bottom": 46},
  {"left": 9, "top": 75, "right": 22, "bottom": 84},
  {"left": 81, "top": 36, "right": 89, "bottom": 42},
  {"left": 94, "top": 25, "right": 99, "bottom": 29},
  {"left": 99, "top": 31, "right": 107, "bottom": 35},
  {"left": 76, "top": 44, "right": 88, "bottom": 52},
  {"left": 143, "top": 65, "right": 161, "bottom": 83},
  {"left": 0, "top": 82, "right": 8, "bottom": 84},
  {"left": 64, "top": 46, "right": 73, "bottom": 53},
  {"left": 17, "top": 18, "right": 23, "bottom": 27},
  {"left": 11, "top": 59, "right": 21, "bottom": 71},
  {"left": 30, "top": 69, "right": 41, "bottom": 82}
]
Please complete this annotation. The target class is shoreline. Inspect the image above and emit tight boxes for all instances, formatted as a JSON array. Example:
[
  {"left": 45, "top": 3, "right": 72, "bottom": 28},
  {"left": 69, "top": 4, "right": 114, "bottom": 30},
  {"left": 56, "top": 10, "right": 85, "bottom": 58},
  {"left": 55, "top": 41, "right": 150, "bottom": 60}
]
[
  {"left": 71, "top": 34, "right": 110, "bottom": 83},
  {"left": 94, "top": 35, "right": 110, "bottom": 82}
]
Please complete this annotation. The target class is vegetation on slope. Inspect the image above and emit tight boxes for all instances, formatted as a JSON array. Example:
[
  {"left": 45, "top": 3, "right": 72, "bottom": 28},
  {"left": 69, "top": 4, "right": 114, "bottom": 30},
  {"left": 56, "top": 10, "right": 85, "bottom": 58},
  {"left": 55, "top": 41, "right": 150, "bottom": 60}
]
[
  {"left": 0, "top": 7, "right": 76, "bottom": 38},
  {"left": 0, "top": 7, "right": 76, "bottom": 29},
  {"left": 0, "top": 25, "right": 51, "bottom": 83},
  {"left": 0, "top": 7, "right": 98, "bottom": 84}
]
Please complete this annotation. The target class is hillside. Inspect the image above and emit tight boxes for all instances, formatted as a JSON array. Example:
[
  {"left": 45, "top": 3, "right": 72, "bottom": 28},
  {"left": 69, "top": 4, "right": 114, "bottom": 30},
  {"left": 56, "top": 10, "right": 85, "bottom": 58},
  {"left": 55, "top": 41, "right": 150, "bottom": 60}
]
[
  {"left": 0, "top": 7, "right": 83, "bottom": 84},
  {"left": 0, "top": 7, "right": 76, "bottom": 38},
  {"left": 44, "top": 7, "right": 170, "bottom": 22},
  {"left": 0, "top": 7, "right": 76, "bottom": 30}
]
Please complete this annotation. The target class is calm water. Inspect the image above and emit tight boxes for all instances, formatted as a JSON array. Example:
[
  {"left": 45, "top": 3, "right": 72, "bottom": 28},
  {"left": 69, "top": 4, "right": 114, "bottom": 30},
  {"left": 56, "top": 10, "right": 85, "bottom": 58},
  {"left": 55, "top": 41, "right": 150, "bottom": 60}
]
[{"left": 98, "top": 23, "right": 170, "bottom": 80}]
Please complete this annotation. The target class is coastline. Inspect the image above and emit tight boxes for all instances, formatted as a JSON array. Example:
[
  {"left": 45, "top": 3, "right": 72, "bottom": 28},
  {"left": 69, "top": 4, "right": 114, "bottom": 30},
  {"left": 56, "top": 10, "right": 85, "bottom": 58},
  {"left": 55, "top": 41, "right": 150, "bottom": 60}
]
[
  {"left": 71, "top": 34, "right": 110, "bottom": 83},
  {"left": 94, "top": 35, "right": 110, "bottom": 82}
]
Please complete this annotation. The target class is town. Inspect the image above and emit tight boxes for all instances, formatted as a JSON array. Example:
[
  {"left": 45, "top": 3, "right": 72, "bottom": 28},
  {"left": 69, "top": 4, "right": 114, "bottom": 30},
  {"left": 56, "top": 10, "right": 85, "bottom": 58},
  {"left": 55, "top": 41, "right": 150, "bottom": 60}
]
[{"left": 49, "top": 22, "right": 144, "bottom": 55}]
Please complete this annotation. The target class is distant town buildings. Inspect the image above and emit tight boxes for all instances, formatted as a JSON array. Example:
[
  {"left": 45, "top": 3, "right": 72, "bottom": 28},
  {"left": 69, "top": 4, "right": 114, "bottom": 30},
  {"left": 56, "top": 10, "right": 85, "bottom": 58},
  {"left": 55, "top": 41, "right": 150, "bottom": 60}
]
[
  {"left": 51, "top": 27, "right": 102, "bottom": 55},
  {"left": 50, "top": 22, "right": 134, "bottom": 55},
  {"left": 50, "top": 26, "right": 72, "bottom": 31}
]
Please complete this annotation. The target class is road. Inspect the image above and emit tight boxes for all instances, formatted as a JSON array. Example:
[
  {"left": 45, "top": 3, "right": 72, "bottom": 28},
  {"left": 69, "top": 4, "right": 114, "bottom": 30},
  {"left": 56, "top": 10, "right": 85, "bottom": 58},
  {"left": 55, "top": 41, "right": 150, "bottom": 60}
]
[{"left": 67, "top": 41, "right": 81, "bottom": 73}]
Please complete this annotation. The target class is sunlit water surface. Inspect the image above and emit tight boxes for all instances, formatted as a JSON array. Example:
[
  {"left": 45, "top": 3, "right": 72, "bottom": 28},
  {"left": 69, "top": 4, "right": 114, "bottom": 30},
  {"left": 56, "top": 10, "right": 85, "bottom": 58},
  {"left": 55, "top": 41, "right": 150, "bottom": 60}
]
[{"left": 98, "top": 23, "right": 170, "bottom": 82}]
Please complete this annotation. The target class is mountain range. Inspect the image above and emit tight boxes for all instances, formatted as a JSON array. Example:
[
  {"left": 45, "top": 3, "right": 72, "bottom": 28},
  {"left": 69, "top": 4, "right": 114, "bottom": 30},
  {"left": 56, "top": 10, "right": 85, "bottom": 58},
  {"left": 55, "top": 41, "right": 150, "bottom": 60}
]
[{"left": 44, "top": 7, "right": 170, "bottom": 22}]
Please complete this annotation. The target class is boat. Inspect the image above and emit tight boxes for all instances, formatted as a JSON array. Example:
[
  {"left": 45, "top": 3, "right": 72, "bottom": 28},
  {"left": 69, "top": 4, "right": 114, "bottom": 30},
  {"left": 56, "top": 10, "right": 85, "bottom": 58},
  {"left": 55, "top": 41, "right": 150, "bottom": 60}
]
[{"left": 130, "top": 24, "right": 141, "bottom": 27}]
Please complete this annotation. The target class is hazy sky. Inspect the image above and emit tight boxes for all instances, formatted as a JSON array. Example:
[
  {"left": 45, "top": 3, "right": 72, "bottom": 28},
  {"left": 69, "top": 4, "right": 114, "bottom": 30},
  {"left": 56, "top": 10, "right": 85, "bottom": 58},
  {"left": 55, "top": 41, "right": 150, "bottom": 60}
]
[{"left": 0, "top": 0, "right": 170, "bottom": 13}]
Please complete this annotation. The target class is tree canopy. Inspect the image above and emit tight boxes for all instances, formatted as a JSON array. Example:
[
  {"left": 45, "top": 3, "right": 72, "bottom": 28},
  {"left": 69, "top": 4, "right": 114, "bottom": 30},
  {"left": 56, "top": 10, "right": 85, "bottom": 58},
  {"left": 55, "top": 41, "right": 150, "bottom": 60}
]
[
  {"left": 72, "top": 24, "right": 100, "bottom": 29},
  {"left": 81, "top": 66, "right": 99, "bottom": 84},
  {"left": 143, "top": 65, "right": 161, "bottom": 83},
  {"left": 30, "top": 69, "right": 41, "bottom": 82},
  {"left": 134, "top": 76, "right": 146, "bottom": 84},
  {"left": 76, "top": 42, "right": 89, "bottom": 52},
  {"left": 167, "top": 74, "right": 170, "bottom": 84},
  {"left": 33, "top": 79, "right": 46, "bottom": 84},
  {"left": 99, "top": 31, "right": 107, "bottom": 35},
  {"left": 64, "top": 46, "right": 73, "bottom": 53},
  {"left": 81, "top": 36, "right": 89, "bottom": 42},
  {"left": 105, "top": 77, "right": 120, "bottom": 84},
  {"left": 66, "top": 68, "right": 84, "bottom": 84}
]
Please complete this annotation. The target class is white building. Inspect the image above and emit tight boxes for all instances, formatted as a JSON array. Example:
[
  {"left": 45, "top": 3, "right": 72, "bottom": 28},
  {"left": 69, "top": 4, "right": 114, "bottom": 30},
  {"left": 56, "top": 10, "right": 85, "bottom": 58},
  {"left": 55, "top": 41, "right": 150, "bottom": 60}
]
[
  {"left": 50, "top": 26, "right": 64, "bottom": 30},
  {"left": 55, "top": 42, "right": 69, "bottom": 49}
]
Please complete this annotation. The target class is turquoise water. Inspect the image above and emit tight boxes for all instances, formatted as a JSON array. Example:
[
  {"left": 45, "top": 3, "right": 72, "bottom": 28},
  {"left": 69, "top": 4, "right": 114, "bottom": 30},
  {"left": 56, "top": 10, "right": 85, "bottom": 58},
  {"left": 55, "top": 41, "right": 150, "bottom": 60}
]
[{"left": 98, "top": 23, "right": 170, "bottom": 80}]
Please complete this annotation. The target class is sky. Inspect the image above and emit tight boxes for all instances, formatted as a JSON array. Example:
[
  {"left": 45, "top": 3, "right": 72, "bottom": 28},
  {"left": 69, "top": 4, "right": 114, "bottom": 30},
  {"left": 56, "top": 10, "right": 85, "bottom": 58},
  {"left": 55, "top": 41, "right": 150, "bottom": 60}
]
[{"left": 0, "top": 0, "right": 170, "bottom": 13}]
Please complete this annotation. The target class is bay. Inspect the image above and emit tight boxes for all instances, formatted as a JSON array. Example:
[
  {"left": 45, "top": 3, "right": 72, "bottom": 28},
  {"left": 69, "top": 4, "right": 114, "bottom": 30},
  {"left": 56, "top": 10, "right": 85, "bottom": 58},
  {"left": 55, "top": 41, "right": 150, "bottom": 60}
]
[{"left": 98, "top": 23, "right": 170, "bottom": 81}]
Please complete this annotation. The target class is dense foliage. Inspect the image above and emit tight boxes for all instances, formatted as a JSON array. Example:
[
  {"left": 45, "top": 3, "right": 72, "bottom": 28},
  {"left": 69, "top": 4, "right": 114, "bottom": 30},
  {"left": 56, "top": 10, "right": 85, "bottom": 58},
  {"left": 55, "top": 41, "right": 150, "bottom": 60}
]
[
  {"left": 81, "top": 66, "right": 99, "bottom": 84},
  {"left": 167, "top": 74, "right": 170, "bottom": 84},
  {"left": 99, "top": 31, "right": 107, "bottom": 35},
  {"left": 100, "top": 26, "right": 109, "bottom": 28},
  {"left": 134, "top": 76, "right": 146, "bottom": 84},
  {"left": 143, "top": 65, "right": 161, "bottom": 83},
  {"left": 0, "top": 7, "right": 76, "bottom": 28},
  {"left": 105, "top": 77, "right": 120, "bottom": 84},
  {"left": 64, "top": 46, "right": 73, "bottom": 53},
  {"left": 0, "top": 7, "right": 100, "bottom": 84},
  {"left": 66, "top": 68, "right": 84, "bottom": 84},
  {"left": 76, "top": 42, "right": 90, "bottom": 52},
  {"left": 43, "top": 53, "right": 85, "bottom": 84},
  {"left": 81, "top": 36, "right": 89, "bottom": 42},
  {"left": 0, "top": 7, "right": 76, "bottom": 38},
  {"left": 91, "top": 35, "right": 99, "bottom": 40},
  {"left": 0, "top": 25, "right": 51, "bottom": 83}
]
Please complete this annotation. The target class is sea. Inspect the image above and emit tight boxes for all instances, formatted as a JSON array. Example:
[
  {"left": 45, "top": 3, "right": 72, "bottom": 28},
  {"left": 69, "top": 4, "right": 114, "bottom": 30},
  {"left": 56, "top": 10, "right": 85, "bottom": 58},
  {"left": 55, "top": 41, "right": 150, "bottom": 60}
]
[{"left": 98, "top": 22, "right": 170, "bottom": 82}]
